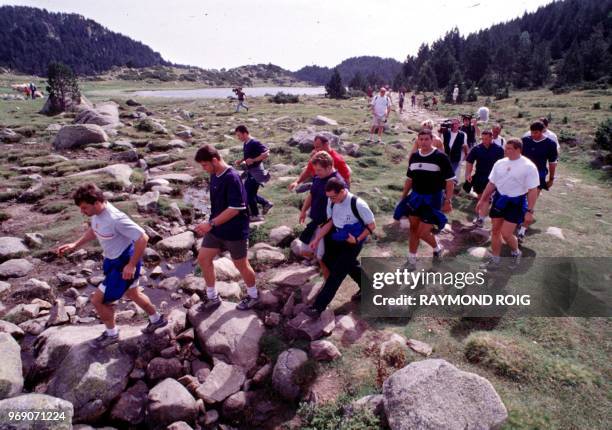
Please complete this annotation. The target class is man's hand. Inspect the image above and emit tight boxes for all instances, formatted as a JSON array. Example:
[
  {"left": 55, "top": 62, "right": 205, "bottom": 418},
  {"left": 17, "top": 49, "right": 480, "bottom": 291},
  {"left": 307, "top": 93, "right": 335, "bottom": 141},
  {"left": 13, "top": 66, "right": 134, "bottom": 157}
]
[
  {"left": 245, "top": 158, "right": 255, "bottom": 166},
  {"left": 56, "top": 242, "right": 77, "bottom": 257},
  {"left": 234, "top": 159, "right": 243, "bottom": 167},
  {"left": 546, "top": 178, "right": 554, "bottom": 189},
  {"left": 309, "top": 237, "right": 320, "bottom": 252},
  {"left": 524, "top": 212, "right": 534, "bottom": 225},
  {"left": 299, "top": 211, "right": 307, "bottom": 224},
  {"left": 122, "top": 262, "right": 136, "bottom": 280},
  {"left": 288, "top": 181, "right": 299, "bottom": 191},
  {"left": 466, "top": 174, "right": 473, "bottom": 183},
  {"left": 442, "top": 199, "right": 452, "bottom": 214},
  {"left": 346, "top": 234, "right": 358, "bottom": 245},
  {"left": 194, "top": 222, "right": 212, "bottom": 236}
]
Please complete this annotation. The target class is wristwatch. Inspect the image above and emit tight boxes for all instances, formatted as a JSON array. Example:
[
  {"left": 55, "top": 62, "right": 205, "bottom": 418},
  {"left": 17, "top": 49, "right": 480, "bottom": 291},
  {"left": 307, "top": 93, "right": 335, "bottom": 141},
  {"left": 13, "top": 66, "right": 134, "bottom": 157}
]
[
  {"left": 210, "top": 220, "right": 217, "bottom": 228},
  {"left": 526, "top": 208, "right": 534, "bottom": 214}
]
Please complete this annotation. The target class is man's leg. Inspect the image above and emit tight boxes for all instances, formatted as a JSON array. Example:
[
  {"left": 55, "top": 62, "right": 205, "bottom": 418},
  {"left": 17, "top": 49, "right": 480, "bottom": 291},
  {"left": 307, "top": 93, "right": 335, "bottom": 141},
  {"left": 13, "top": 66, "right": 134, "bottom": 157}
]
[
  {"left": 417, "top": 222, "right": 437, "bottom": 249},
  {"left": 125, "top": 287, "right": 156, "bottom": 316},
  {"left": 233, "top": 256, "right": 260, "bottom": 310},
  {"left": 312, "top": 249, "right": 353, "bottom": 313},
  {"left": 490, "top": 218, "right": 504, "bottom": 256},
  {"left": 197, "top": 246, "right": 221, "bottom": 303},
  {"left": 501, "top": 221, "right": 519, "bottom": 252},
  {"left": 244, "top": 176, "right": 260, "bottom": 216},
  {"left": 408, "top": 216, "right": 421, "bottom": 254},
  {"left": 91, "top": 289, "right": 116, "bottom": 329}
]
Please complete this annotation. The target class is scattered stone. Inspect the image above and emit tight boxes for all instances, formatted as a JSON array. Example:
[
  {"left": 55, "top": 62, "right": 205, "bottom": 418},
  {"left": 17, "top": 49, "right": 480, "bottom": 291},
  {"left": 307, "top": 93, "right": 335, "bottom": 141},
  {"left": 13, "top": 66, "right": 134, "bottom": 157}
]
[
  {"left": 53, "top": 124, "right": 108, "bottom": 150},
  {"left": 407, "top": 339, "right": 433, "bottom": 356},
  {"left": 468, "top": 247, "right": 489, "bottom": 259},
  {"left": 254, "top": 248, "right": 286, "bottom": 267},
  {"left": 272, "top": 348, "right": 308, "bottom": 401},
  {"left": 167, "top": 421, "right": 194, "bottom": 430},
  {"left": 4, "top": 303, "right": 40, "bottom": 324},
  {"left": 68, "top": 164, "right": 133, "bottom": 189},
  {"left": 151, "top": 173, "right": 194, "bottom": 184},
  {"left": 0, "top": 394, "right": 73, "bottom": 429},
  {"left": 110, "top": 380, "right": 148, "bottom": 425},
  {"left": 10, "top": 278, "right": 54, "bottom": 302},
  {"left": 196, "top": 361, "right": 246, "bottom": 404},
  {"left": 383, "top": 359, "right": 508, "bottom": 430},
  {"left": 0, "top": 237, "right": 29, "bottom": 262},
  {"left": 269, "top": 225, "right": 293, "bottom": 246},
  {"left": 158, "top": 276, "right": 181, "bottom": 291},
  {"left": 287, "top": 310, "right": 335, "bottom": 341},
  {"left": 147, "top": 357, "right": 184, "bottom": 381},
  {"left": 157, "top": 231, "right": 195, "bottom": 258},
  {"left": 546, "top": 226, "right": 565, "bottom": 240},
  {"left": 136, "top": 118, "right": 168, "bottom": 134},
  {"left": 137, "top": 191, "right": 160, "bottom": 212},
  {"left": 264, "top": 312, "right": 281, "bottom": 327},
  {"left": 46, "top": 299, "right": 70, "bottom": 327},
  {"left": 19, "top": 316, "right": 49, "bottom": 335},
  {"left": 310, "top": 340, "right": 342, "bottom": 361},
  {"left": 344, "top": 394, "right": 386, "bottom": 423},
  {"left": 215, "top": 281, "right": 242, "bottom": 299},
  {"left": 269, "top": 265, "right": 318, "bottom": 288},
  {"left": 0, "top": 333, "right": 23, "bottom": 399},
  {"left": 0, "top": 127, "right": 22, "bottom": 143},
  {"left": 380, "top": 333, "right": 407, "bottom": 359},
  {"left": 126, "top": 99, "right": 141, "bottom": 107},
  {"left": 0, "top": 320, "right": 25, "bottom": 339},
  {"left": 23, "top": 232, "right": 44, "bottom": 248},
  {"left": 311, "top": 115, "right": 338, "bottom": 126},
  {"left": 147, "top": 378, "right": 197, "bottom": 430},
  {"left": 213, "top": 257, "right": 241, "bottom": 281},
  {"left": 143, "top": 247, "right": 162, "bottom": 263}
]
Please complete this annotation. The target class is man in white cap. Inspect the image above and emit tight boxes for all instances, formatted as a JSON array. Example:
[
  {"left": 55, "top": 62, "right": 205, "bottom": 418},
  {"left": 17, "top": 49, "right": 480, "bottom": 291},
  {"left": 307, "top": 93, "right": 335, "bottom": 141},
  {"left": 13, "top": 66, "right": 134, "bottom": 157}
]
[{"left": 369, "top": 87, "right": 391, "bottom": 144}]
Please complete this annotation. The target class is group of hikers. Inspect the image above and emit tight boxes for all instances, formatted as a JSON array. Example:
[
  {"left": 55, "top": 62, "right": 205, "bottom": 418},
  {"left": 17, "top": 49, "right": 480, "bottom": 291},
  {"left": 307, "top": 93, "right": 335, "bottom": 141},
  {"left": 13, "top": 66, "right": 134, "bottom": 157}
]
[
  {"left": 55, "top": 99, "right": 558, "bottom": 347},
  {"left": 11, "top": 82, "right": 40, "bottom": 99}
]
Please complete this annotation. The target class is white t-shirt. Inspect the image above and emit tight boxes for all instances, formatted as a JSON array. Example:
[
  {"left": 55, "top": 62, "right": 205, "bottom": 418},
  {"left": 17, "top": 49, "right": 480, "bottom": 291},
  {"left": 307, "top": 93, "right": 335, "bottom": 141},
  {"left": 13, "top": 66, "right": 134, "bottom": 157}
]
[
  {"left": 492, "top": 136, "right": 505, "bottom": 147},
  {"left": 371, "top": 95, "right": 390, "bottom": 117},
  {"left": 91, "top": 203, "right": 145, "bottom": 259},
  {"left": 326, "top": 192, "right": 375, "bottom": 229},
  {"left": 488, "top": 156, "right": 540, "bottom": 197}
]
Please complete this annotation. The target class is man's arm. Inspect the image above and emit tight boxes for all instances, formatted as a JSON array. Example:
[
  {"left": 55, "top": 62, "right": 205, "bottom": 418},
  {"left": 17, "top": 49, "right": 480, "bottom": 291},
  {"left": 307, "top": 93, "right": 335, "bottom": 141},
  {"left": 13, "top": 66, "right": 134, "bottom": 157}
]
[
  {"left": 463, "top": 143, "right": 469, "bottom": 159},
  {"left": 245, "top": 150, "right": 270, "bottom": 165},
  {"left": 288, "top": 166, "right": 313, "bottom": 191},
  {"left": 401, "top": 178, "right": 413, "bottom": 198},
  {"left": 56, "top": 227, "right": 96, "bottom": 256},
  {"left": 465, "top": 162, "right": 474, "bottom": 182},
  {"left": 299, "top": 193, "right": 312, "bottom": 224},
  {"left": 443, "top": 179, "right": 454, "bottom": 213},
  {"left": 311, "top": 219, "right": 333, "bottom": 248},
  {"left": 355, "top": 221, "right": 376, "bottom": 243},
  {"left": 476, "top": 182, "right": 496, "bottom": 216},
  {"left": 123, "top": 232, "right": 149, "bottom": 280}
]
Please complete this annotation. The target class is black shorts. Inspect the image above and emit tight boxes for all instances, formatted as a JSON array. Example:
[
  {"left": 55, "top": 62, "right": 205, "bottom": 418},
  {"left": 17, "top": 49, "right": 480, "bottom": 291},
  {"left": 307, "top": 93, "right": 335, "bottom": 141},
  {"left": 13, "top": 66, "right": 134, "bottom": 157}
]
[
  {"left": 489, "top": 194, "right": 527, "bottom": 225},
  {"left": 472, "top": 177, "right": 489, "bottom": 195},
  {"left": 201, "top": 233, "right": 248, "bottom": 260}
]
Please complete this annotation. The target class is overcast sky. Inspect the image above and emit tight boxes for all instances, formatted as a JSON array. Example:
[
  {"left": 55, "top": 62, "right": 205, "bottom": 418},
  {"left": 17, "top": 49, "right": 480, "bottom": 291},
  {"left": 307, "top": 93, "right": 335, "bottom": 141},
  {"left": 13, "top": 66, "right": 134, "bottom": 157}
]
[{"left": 3, "top": 0, "right": 554, "bottom": 70}]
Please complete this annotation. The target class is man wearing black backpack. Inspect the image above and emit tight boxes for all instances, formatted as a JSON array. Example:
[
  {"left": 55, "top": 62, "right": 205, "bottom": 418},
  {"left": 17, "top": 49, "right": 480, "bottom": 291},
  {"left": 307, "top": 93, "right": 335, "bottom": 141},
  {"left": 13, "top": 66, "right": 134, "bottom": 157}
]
[{"left": 303, "top": 178, "right": 376, "bottom": 318}]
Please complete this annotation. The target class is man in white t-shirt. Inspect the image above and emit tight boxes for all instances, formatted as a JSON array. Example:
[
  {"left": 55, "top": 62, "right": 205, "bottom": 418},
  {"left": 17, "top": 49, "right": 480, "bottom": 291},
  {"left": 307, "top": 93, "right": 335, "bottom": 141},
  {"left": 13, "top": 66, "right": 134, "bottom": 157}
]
[
  {"left": 476, "top": 139, "right": 540, "bottom": 270},
  {"left": 56, "top": 183, "right": 167, "bottom": 348},
  {"left": 492, "top": 123, "right": 506, "bottom": 147},
  {"left": 369, "top": 87, "right": 391, "bottom": 144},
  {"left": 304, "top": 178, "right": 376, "bottom": 317}
]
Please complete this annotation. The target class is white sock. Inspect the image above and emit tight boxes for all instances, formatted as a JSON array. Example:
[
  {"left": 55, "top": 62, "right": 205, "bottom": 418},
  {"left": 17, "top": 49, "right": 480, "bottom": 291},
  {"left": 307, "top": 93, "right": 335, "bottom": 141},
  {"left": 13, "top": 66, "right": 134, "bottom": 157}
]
[
  {"left": 247, "top": 285, "right": 258, "bottom": 299},
  {"left": 206, "top": 287, "right": 218, "bottom": 300},
  {"left": 434, "top": 244, "right": 442, "bottom": 253},
  {"left": 511, "top": 249, "right": 522, "bottom": 257},
  {"left": 408, "top": 253, "right": 417, "bottom": 263},
  {"left": 518, "top": 226, "right": 527, "bottom": 235},
  {"left": 106, "top": 327, "right": 118, "bottom": 336},
  {"left": 149, "top": 312, "right": 161, "bottom": 323}
]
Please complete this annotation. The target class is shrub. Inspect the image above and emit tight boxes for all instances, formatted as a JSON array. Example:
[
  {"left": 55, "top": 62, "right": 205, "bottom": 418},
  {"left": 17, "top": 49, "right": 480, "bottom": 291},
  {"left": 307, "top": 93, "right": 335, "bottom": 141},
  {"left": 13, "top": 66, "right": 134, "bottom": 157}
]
[
  {"left": 593, "top": 102, "right": 601, "bottom": 110},
  {"left": 0, "top": 211, "right": 10, "bottom": 222},
  {"left": 268, "top": 92, "right": 299, "bottom": 104},
  {"left": 297, "top": 397, "right": 381, "bottom": 430},
  {"left": 594, "top": 118, "right": 612, "bottom": 151}
]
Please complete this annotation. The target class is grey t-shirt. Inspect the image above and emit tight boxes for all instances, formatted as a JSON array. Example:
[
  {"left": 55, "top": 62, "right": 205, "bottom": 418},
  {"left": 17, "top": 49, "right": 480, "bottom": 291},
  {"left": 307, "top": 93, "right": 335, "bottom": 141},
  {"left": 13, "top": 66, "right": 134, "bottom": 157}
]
[
  {"left": 326, "top": 192, "right": 375, "bottom": 229},
  {"left": 91, "top": 203, "right": 145, "bottom": 259}
]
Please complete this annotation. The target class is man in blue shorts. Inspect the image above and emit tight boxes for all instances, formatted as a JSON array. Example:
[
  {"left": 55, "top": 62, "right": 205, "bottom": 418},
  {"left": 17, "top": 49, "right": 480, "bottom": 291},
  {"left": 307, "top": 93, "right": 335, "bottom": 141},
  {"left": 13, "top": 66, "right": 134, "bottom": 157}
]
[
  {"left": 476, "top": 139, "right": 540, "bottom": 270},
  {"left": 518, "top": 121, "right": 558, "bottom": 242},
  {"left": 465, "top": 129, "right": 505, "bottom": 227},
  {"left": 396, "top": 129, "right": 455, "bottom": 270},
  {"left": 194, "top": 144, "right": 260, "bottom": 311},
  {"left": 56, "top": 183, "right": 167, "bottom": 348}
]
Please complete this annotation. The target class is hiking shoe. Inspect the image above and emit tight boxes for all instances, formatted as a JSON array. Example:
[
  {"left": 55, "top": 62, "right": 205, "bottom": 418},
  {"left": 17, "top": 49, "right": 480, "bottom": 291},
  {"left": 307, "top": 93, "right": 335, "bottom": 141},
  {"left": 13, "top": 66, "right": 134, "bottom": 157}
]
[
  {"left": 141, "top": 314, "right": 168, "bottom": 334},
  {"left": 237, "top": 296, "right": 259, "bottom": 311},
  {"left": 473, "top": 217, "right": 485, "bottom": 228},
  {"left": 294, "top": 183, "right": 312, "bottom": 194},
  {"left": 199, "top": 295, "right": 222, "bottom": 311},
  {"left": 303, "top": 306, "right": 321, "bottom": 319},
  {"left": 249, "top": 215, "right": 265, "bottom": 223},
  {"left": 433, "top": 248, "right": 444, "bottom": 263},
  {"left": 351, "top": 291, "right": 362, "bottom": 301},
  {"left": 509, "top": 252, "right": 522, "bottom": 269},
  {"left": 403, "top": 258, "right": 417, "bottom": 271},
  {"left": 479, "top": 257, "right": 501, "bottom": 271},
  {"left": 90, "top": 331, "right": 119, "bottom": 348},
  {"left": 517, "top": 230, "right": 525, "bottom": 244},
  {"left": 262, "top": 202, "right": 274, "bottom": 215}
]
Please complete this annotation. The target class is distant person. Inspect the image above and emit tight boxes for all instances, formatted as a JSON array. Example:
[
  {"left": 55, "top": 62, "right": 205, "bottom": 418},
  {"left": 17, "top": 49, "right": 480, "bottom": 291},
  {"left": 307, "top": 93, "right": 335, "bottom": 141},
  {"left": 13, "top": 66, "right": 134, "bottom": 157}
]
[
  {"left": 432, "top": 95, "right": 438, "bottom": 110},
  {"left": 465, "top": 130, "right": 505, "bottom": 227},
  {"left": 369, "top": 87, "right": 391, "bottom": 143},
  {"left": 477, "top": 106, "right": 490, "bottom": 123},
  {"left": 460, "top": 115, "right": 479, "bottom": 148},
  {"left": 411, "top": 93, "right": 416, "bottom": 109},
  {"left": 477, "top": 139, "right": 540, "bottom": 270},
  {"left": 366, "top": 86, "right": 373, "bottom": 99},
  {"left": 234, "top": 125, "right": 273, "bottom": 222},
  {"left": 442, "top": 118, "right": 469, "bottom": 179},
  {"left": 29, "top": 82, "right": 37, "bottom": 100},
  {"left": 234, "top": 87, "right": 249, "bottom": 112},
  {"left": 194, "top": 145, "right": 260, "bottom": 311},
  {"left": 452, "top": 85, "right": 459, "bottom": 104},
  {"left": 288, "top": 135, "right": 351, "bottom": 192},
  {"left": 56, "top": 184, "right": 167, "bottom": 348},
  {"left": 492, "top": 123, "right": 506, "bottom": 147},
  {"left": 398, "top": 90, "right": 405, "bottom": 114}
]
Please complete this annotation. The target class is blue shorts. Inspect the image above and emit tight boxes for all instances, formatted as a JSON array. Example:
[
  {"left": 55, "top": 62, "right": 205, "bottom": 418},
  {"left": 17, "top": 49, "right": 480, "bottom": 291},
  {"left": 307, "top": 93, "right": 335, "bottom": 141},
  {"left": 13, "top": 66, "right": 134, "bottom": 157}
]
[
  {"left": 100, "top": 243, "right": 141, "bottom": 304},
  {"left": 489, "top": 193, "right": 527, "bottom": 225}
]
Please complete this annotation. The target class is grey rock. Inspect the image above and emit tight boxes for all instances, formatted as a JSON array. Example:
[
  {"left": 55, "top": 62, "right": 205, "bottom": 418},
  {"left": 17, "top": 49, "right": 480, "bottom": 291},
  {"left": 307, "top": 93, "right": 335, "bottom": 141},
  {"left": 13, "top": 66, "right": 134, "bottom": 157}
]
[
  {"left": 272, "top": 348, "right": 308, "bottom": 400},
  {"left": 147, "top": 378, "right": 197, "bottom": 430},
  {"left": 53, "top": 124, "right": 108, "bottom": 150},
  {"left": 195, "top": 361, "right": 245, "bottom": 404},
  {"left": 0, "top": 333, "right": 23, "bottom": 399},
  {"left": 0, "top": 237, "right": 29, "bottom": 262}
]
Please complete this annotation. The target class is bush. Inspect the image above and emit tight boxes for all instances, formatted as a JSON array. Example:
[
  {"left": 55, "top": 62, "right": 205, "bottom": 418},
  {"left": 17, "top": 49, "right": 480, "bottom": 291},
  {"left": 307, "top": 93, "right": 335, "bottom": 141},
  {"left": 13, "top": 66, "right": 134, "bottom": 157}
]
[
  {"left": 593, "top": 102, "right": 601, "bottom": 110},
  {"left": 594, "top": 118, "right": 612, "bottom": 151},
  {"left": 297, "top": 397, "right": 381, "bottom": 430},
  {"left": 45, "top": 62, "right": 81, "bottom": 114},
  {"left": 495, "top": 86, "right": 509, "bottom": 100},
  {"left": 325, "top": 68, "right": 347, "bottom": 99},
  {"left": 268, "top": 92, "right": 299, "bottom": 104},
  {"left": 0, "top": 211, "right": 10, "bottom": 222},
  {"left": 292, "top": 358, "right": 320, "bottom": 389}
]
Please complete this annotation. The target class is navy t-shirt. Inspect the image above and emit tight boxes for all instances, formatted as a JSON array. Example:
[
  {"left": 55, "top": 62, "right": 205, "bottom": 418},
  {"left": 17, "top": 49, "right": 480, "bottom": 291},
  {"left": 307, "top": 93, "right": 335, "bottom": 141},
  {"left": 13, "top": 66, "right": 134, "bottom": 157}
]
[
  {"left": 407, "top": 149, "right": 455, "bottom": 194},
  {"left": 310, "top": 171, "right": 345, "bottom": 224},
  {"left": 209, "top": 167, "right": 249, "bottom": 240},
  {"left": 466, "top": 143, "right": 505, "bottom": 179},
  {"left": 521, "top": 136, "right": 558, "bottom": 178},
  {"left": 243, "top": 138, "right": 268, "bottom": 168}
]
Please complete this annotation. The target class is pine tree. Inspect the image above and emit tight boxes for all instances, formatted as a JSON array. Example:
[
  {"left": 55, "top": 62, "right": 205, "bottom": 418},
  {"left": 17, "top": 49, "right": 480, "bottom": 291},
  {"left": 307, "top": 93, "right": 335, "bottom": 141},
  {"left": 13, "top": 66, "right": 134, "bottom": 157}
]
[
  {"left": 325, "top": 68, "right": 346, "bottom": 99},
  {"left": 45, "top": 62, "right": 81, "bottom": 114},
  {"left": 556, "top": 41, "right": 583, "bottom": 85},
  {"left": 348, "top": 72, "right": 367, "bottom": 91},
  {"left": 416, "top": 61, "right": 437, "bottom": 92}
]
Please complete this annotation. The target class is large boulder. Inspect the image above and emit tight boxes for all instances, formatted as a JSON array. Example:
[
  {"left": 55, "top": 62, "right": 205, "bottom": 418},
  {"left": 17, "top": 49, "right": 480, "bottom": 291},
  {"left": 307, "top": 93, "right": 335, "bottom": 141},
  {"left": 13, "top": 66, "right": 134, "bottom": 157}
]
[
  {"left": 109, "top": 380, "right": 148, "bottom": 425},
  {"left": 287, "top": 310, "right": 335, "bottom": 341},
  {"left": 53, "top": 124, "right": 108, "bottom": 150},
  {"left": 157, "top": 231, "right": 195, "bottom": 258},
  {"left": 68, "top": 164, "right": 133, "bottom": 189},
  {"left": 0, "top": 333, "right": 23, "bottom": 399},
  {"left": 74, "top": 102, "right": 120, "bottom": 127},
  {"left": 188, "top": 301, "right": 264, "bottom": 372},
  {"left": 287, "top": 129, "right": 342, "bottom": 153},
  {"left": 311, "top": 115, "right": 338, "bottom": 126},
  {"left": 383, "top": 359, "right": 508, "bottom": 430},
  {"left": 147, "top": 378, "right": 197, "bottom": 430},
  {"left": 9, "top": 278, "right": 54, "bottom": 303},
  {"left": 0, "top": 259, "right": 34, "bottom": 279},
  {"left": 272, "top": 348, "right": 308, "bottom": 401},
  {"left": 268, "top": 265, "right": 318, "bottom": 288},
  {"left": 0, "top": 127, "right": 22, "bottom": 143},
  {"left": 0, "top": 237, "right": 29, "bottom": 262},
  {"left": 0, "top": 394, "right": 73, "bottom": 430},
  {"left": 4, "top": 303, "right": 40, "bottom": 324},
  {"left": 195, "top": 361, "right": 245, "bottom": 404},
  {"left": 0, "top": 320, "right": 25, "bottom": 339}
]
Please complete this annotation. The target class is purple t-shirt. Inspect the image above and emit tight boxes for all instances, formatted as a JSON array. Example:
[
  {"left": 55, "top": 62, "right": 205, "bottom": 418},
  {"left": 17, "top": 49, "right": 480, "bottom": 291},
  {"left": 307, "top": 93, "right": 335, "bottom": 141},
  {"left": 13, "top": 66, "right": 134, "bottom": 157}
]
[{"left": 209, "top": 167, "right": 249, "bottom": 240}]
